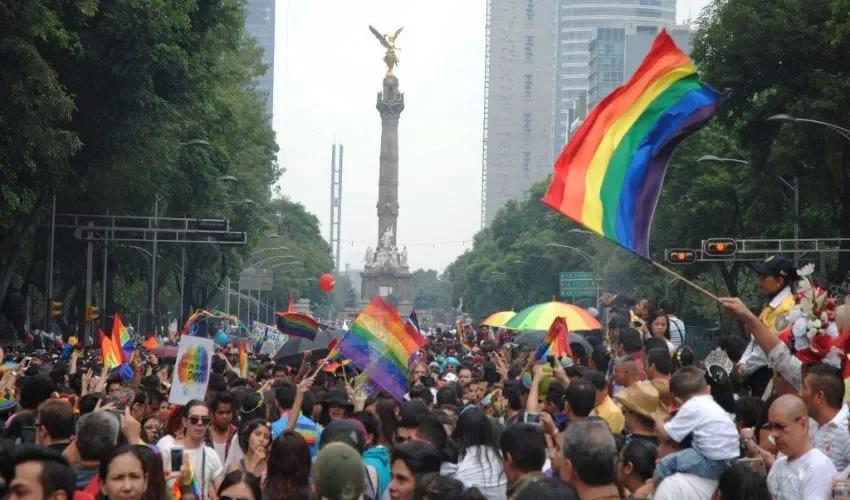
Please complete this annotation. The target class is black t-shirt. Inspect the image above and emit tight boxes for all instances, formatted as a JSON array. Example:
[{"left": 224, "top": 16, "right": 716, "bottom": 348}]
[{"left": 6, "top": 411, "right": 35, "bottom": 440}]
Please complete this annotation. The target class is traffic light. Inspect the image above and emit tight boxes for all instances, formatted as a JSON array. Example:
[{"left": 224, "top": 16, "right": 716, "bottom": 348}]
[
  {"left": 50, "top": 300, "right": 63, "bottom": 319},
  {"left": 665, "top": 249, "right": 697, "bottom": 264},
  {"left": 85, "top": 305, "right": 100, "bottom": 323},
  {"left": 703, "top": 238, "right": 737, "bottom": 257}
]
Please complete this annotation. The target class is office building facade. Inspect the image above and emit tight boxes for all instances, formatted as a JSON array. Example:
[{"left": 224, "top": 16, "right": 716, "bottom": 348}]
[
  {"left": 587, "top": 24, "right": 692, "bottom": 109},
  {"left": 482, "top": 0, "right": 557, "bottom": 226},
  {"left": 245, "top": 0, "right": 275, "bottom": 119},
  {"left": 554, "top": 0, "right": 676, "bottom": 156}
]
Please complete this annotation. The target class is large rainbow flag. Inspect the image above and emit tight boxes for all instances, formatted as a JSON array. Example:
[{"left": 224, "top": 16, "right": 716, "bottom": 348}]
[
  {"left": 542, "top": 30, "right": 718, "bottom": 258},
  {"left": 339, "top": 297, "right": 427, "bottom": 401}
]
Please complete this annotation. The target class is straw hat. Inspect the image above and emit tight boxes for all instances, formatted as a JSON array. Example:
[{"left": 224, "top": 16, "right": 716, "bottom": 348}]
[{"left": 615, "top": 383, "right": 668, "bottom": 420}]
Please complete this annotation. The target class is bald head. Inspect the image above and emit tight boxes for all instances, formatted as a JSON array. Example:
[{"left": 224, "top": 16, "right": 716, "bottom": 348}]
[
  {"left": 768, "top": 394, "right": 811, "bottom": 459},
  {"left": 771, "top": 394, "right": 808, "bottom": 418},
  {"left": 614, "top": 356, "right": 639, "bottom": 387}
]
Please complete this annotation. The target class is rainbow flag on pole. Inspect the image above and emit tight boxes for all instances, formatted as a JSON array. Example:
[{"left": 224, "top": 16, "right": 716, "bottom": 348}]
[
  {"left": 170, "top": 453, "right": 202, "bottom": 500},
  {"left": 143, "top": 336, "right": 161, "bottom": 349},
  {"left": 99, "top": 330, "right": 123, "bottom": 369},
  {"left": 275, "top": 311, "right": 319, "bottom": 341},
  {"left": 339, "top": 297, "right": 427, "bottom": 402},
  {"left": 238, "top": 339, "right": 249, "bottom": 378},
  {"left": 535, "top": 316, "right": 574, "bottom": 366},
  {"left": 457, "top": 320, "right": 473, "bottom": 353},
  {"left": 542, "top": 30, "right": 718, "bottom": 258}
]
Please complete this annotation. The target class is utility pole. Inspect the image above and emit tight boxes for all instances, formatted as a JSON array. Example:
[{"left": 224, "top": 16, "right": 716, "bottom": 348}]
[
  {"left": 44, "top": 194, "right": 56, "bottom": 331},
  {"left": 150, "top": 198, "right": 159, "bottom": 334},
  {"left": 84, "top": 221, "right": 94, "bottom": 345}
]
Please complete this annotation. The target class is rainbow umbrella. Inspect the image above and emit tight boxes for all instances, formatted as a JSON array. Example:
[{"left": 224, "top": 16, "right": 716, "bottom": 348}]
[
  {"left": 481, "top": 311, "right": 516, "bottom": 328},
  {"left": 504, "top": 301, "right": 601, "bottom": 332}
]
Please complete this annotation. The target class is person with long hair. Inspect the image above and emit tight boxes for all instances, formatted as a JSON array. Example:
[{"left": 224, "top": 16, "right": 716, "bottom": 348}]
[
  {"left": 706, "top": 365, "right": 736, "bottom": 415},
  {"left": 218, "top": 470, "right": 263, "bottom": 500},
  {"left": 450, "top": 407, "right": 507, "bottom": 500},
  {"left": 388, "top": 441, "right": 442, "bottom": 500},
  {"left": 98, "top": 445, "right": 149, "bottom": 500},
  {"left": 263, "top": 430, "right": 311, "bottom": 500},
  {"left": 374, "top": 397, "right": 399, "bottom": 451},
  {"left": 134, "top": 445, "right": 168, "bottom": 500},
  {"left": 226, "top": 419, "right": 270, "bottom": 476}
]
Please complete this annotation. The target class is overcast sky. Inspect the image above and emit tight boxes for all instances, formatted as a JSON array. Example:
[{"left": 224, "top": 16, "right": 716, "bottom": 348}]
[{"left": 272, "top": 0, "right": 713, "bottom": 273}]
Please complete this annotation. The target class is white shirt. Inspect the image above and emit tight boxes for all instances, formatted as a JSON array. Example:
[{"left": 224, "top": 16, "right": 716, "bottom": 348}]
[
  {"left": 741, "top": 287, "right": 792, "bottom": 376},
  {"left": 212, "top": 441, "right": 227, "bottom": 465},
  {"left": 767, "top": 448, "right": 837, "bottom": 500},
  {"left": 810, "top": 404, "right": 850, "bottom": 471},
  {"left": 449, "top": 446, "right": 507, "bottom": 500},
  {"left": 224, "top": 434, "right": 244, "bottom": 467},
  {"left": 654, "top": 473, "right": 717, "bottom": 500},
  {"left": 160, "top": 442, "right": 224, "bottom": 498},
  {"left": 664, "top": 394, "right": 739, "bottom": 460}
]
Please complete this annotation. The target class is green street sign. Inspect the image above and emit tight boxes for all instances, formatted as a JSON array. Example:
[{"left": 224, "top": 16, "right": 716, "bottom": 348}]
[{"left": 559, "top": 271, "right": 597, "bottom": 299}]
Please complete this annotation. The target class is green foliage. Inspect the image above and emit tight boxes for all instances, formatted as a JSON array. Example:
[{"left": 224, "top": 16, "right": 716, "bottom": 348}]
[
  {"left": 411, "top": 269, "right": 454, "bottom": 311},
  {"left": 0, "top": 0, "right": 290, "bottom": 337}
]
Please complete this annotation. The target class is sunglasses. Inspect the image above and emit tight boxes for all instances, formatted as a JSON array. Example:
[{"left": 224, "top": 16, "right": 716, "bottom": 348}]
[
  {"left": 188, "top": 415, "right": 212, "bottom": 426},
  {"left": 394, "top": 434, "right": 408, "bottom": 444},
  {"left": 763, "top": 416, "right": 803, "bottom": 432}
]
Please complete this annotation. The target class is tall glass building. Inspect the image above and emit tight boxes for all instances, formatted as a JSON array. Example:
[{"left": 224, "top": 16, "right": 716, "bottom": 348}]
[
  {"left": 554, "top": 0, "right": 676, "bottom": 157},
  {"left": 245, "top": 0, "right": 275, "bottom": 121}
]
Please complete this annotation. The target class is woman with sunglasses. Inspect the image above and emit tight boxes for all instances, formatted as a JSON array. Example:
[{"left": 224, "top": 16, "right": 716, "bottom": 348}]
[{"left": 140, "top": 414, "right": 161, "bottom": 445}]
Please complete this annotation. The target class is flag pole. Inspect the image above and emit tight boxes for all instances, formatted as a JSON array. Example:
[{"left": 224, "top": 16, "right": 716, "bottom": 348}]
[{"left": 650, "top": 260, "right": 719, "bottom": 301}]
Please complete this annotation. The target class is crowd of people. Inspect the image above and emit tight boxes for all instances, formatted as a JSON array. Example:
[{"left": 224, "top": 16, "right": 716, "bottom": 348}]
[{"left": 1, "top": 255, "right": 850, "bottom": 500}]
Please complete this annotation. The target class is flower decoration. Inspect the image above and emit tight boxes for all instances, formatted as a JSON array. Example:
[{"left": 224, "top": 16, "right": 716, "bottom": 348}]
[{"left": 784, "top": 264, "right": 842, "bottom": 368}]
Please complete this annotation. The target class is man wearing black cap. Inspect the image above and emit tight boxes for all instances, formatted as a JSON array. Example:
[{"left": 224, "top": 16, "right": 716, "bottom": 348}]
[{"left": 738, "top": 256, "right": 798, "bottom": 397}]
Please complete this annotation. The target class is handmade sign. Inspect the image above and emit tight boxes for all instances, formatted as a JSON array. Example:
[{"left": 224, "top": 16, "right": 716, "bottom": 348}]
[{"left": 168, "top": 336, "right": 214, "bottom": 405}]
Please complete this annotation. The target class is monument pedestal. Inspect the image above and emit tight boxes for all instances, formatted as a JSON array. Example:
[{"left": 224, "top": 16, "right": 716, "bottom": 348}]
[{"left": 360, "top": 267, "right": 412, "bottom": 317}]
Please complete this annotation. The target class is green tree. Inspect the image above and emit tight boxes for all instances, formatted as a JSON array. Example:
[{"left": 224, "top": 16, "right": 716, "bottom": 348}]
[{"left": 411, "top": 269, "right": 454, "bottom": 310}]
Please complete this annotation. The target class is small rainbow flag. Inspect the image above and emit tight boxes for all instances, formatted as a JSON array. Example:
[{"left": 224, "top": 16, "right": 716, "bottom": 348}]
[
  {"left": 143, "top": 336, "right": 161, "bottom": 349},
  {"left": 100, "top": 329, "right": 123, "bottom": 369},
  {"left": 457, "top": 321, "right": 472, "bottom": 353},
  {"left": 170, "top": 452, "right": 202, "bottom": 500},
  {"left": 113, "top": 312, "right": 132, "bottom": 348},
  {"left": 238, "top": 339, "right": 249, "bottom": 378},
  {"left": 542, "top": 30, "right": 718, "bottom": 258},
  {"left": 339, "top": 297, "right": 427, "bottom": 402},
  {"left": 535, "top": 316, "right": 573, "bottom": 365},
  {"left": 324, "top": 359, "right": 351, "bottom": 373},
  {"left": 276, "top": 311, "right": 319, "bottom": 341}
]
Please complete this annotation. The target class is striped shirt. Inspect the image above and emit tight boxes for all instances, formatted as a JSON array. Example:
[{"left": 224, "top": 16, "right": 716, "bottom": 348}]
[
  {"left": 668, "top": 316, "right": 686, "bottom": 347},
  {"left": 810, "top": 404, "right": 850, "bottom": 471},
  {"left": 271, "top": 411, "right": 319, "bottom": 457}
]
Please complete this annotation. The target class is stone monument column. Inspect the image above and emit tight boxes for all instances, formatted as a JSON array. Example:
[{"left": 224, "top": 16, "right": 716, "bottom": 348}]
[{"left": 376, "top": 77, "right": 404, "bottom": 246}]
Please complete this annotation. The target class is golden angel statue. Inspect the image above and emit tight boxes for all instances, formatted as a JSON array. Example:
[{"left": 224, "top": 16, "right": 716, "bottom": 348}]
[{"left": 369, "top": 25, "right": 403, "bottom": 76}]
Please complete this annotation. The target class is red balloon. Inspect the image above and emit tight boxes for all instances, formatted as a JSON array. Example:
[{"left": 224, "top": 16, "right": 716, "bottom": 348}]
[{"left": 319, "top": 273, "right": 336, "bottom": 292}]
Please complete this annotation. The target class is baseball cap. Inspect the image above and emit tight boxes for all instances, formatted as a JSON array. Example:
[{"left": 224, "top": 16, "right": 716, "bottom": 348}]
[
  {"left": 752, "top": 255, "right": 798, "bottom": 280},
  {"left": 319, "top": 419, "right": 367, "bottom": 454},
  {"left": 313, "top": 442, "right": 366, "bottom": 500}
]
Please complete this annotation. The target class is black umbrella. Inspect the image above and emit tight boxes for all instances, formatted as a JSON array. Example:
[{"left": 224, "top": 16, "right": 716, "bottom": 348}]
[
  {"left": 274, "top": 329, "right": 344, "bottom": 366},
  {"left": 515, "top": 330, "right": 594, "bottom": 357}
]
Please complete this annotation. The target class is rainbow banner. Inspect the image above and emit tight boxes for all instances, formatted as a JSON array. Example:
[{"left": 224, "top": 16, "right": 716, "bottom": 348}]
[
  {"left": 542, "top": 30, "right": 718, "bottom": 258},
  {"left": 339, "top": 297, "right": 427, "bottom": 402},
  {"left": 457, "top": 321, "right": 472, "bottom": 353},
  {"left": 275, "top": 311, "right": 319, "bottom": 341},
  {"left": 535, "top": 316, "right": 573, "bottom": 366},
  {"left": 182, "top": 309, "right": 249, "bottom": 336},
  {"left": 238, "top": 339, "right": 249, "bottom": 378},
  {"left": 170, "top": 452, "right": 202, "bottom": 500}
]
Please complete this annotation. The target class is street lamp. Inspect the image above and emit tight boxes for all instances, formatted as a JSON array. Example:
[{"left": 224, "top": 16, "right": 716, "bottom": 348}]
[
  {"left": 697, "top": 154, "right": 800, "bottom": 264},
  {"left": 568, "top": 228, "right": 593, "bottom": 235},
  {"left": 544, "top": 243, "right": 601, "bottom": 306},
  {"left": 226, "top": 199, "right": 256, "bottom": 205},
  {"left": 767, "top": 114, "right": 850, "bottom": 142}
]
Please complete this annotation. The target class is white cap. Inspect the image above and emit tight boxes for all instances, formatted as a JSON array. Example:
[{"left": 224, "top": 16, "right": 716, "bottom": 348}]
[{"left": 442, "top": 372, "right": 458, "bottom": 383}]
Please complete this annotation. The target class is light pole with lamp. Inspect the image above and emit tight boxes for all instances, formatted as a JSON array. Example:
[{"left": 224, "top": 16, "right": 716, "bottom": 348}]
[
  {"left": 767, "top": 114, "right": 850, "bottom": 273},
  {"left": 544, "top": 243, "right": 601, "bottom": 307},
  {"left": 697, "top": 154, "right": 800, "bottom": 264}
]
